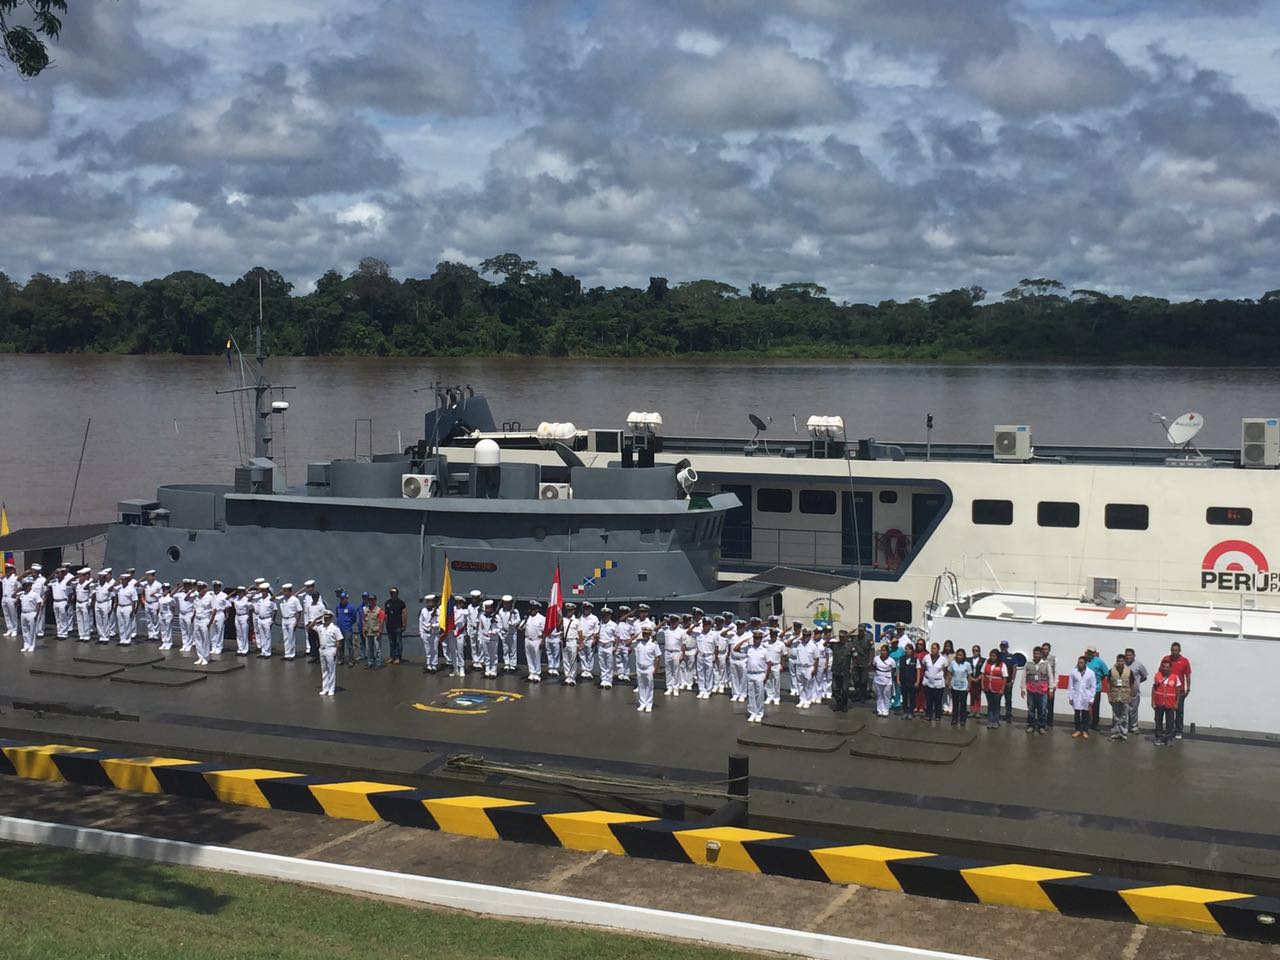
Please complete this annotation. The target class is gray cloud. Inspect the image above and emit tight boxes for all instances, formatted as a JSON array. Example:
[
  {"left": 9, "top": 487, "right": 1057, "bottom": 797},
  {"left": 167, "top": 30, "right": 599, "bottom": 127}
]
[{"left": 52, "top": 0, "right": 188, "bottom": 97}]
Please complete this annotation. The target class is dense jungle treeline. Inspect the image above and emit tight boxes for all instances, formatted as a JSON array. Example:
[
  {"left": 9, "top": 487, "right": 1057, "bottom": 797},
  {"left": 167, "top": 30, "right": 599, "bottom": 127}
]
[{"left": 2, "top": 255, "right": 1278, "bottom": 362}]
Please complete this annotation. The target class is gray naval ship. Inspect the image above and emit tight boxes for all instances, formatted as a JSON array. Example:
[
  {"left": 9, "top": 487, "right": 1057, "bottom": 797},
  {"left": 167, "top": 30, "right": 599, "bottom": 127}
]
[{"left": 103, "top": 344, "right": 773, "bottom": 618}]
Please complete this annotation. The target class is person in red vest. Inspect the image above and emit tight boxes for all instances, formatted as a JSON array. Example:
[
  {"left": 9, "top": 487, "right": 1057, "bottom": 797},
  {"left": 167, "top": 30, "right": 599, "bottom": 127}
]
[
  {"left": 1151, "top": 656, "right": 1184, "bottom": 747},
  {"left": 981, "top": 647, "right": 1007, "bottom": 729},
  {"left": 1166, "top": 641, "right": 1192, "bottom": 739}
]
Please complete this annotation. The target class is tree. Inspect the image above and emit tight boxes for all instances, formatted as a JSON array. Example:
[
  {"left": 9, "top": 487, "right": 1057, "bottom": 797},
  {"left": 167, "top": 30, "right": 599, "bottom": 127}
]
[
  {"left": 1, "top": 1, "right": 67, "bottom": 77},
  {"left": 479, "top": 253, "right": 537, "bottom": 284}
]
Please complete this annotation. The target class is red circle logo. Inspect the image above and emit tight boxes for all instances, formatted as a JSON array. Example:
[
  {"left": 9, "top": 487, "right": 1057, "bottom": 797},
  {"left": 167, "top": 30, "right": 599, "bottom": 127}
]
[{"left": 1201, "top": 540, "right": 1269, "bottom": 574}]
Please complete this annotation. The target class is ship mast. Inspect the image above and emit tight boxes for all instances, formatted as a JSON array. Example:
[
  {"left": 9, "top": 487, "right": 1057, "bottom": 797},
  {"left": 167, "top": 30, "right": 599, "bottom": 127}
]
[{"left": 218, "top": 274, "right": 294, "bottom": 465}]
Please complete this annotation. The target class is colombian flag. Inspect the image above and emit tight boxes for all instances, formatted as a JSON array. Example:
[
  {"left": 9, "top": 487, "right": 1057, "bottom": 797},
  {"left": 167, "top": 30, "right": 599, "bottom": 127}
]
[
  {"left": 439, "top": 554, "right": 454, "bottom": 634},
  {"left": 1, "top": 503, "right": 12, "bottom": 568}
]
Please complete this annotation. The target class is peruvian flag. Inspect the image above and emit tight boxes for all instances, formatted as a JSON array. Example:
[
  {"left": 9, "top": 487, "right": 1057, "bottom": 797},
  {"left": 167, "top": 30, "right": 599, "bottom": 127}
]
[{"left": 544, "top": 565, "right": 563, "bottom": 637}]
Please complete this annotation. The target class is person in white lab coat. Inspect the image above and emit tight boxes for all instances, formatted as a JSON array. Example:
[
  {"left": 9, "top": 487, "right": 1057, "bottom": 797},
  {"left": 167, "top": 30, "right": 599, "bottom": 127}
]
[{"left": 1067, "top": 655, "right": 1098, "bottom": 739}]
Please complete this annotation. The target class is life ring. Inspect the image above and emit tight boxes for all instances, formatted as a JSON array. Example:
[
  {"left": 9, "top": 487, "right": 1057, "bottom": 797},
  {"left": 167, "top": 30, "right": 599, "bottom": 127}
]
[{"left": 878, "top": 528, "right": 908, "bottom": 570}]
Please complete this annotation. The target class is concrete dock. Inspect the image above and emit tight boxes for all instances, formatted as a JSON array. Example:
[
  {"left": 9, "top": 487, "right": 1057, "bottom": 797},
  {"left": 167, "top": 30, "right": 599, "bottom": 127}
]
[{"left": 1, "top": 634, "right": 1277, "bottom": 894}]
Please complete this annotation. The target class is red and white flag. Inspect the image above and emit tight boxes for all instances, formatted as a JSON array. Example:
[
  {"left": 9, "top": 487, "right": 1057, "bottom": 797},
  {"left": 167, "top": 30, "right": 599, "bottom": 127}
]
[{"left": 544, "top": 565, "right": 563, "bottom": 637}]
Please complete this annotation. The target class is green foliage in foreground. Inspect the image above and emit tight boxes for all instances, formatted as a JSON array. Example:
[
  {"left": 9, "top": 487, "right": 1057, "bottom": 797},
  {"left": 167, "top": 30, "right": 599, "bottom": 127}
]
[
  {"left": 0, "top": 842, "right": 756, "bottom": 960},
  {"left": 2, "top": 259, "right": 1279, "bottom": 362}
]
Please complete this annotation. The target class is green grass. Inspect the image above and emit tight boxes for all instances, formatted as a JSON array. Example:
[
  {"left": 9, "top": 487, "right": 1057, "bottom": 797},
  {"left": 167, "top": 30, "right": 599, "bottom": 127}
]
[{"left": 0, "top": 842, "right": 758, "bottom": 960}]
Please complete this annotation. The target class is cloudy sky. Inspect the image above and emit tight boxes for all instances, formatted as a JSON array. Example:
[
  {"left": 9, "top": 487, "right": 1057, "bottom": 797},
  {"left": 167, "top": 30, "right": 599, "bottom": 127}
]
[{"left": 2, "top": 0, "right": 1279, "bottom": 301}]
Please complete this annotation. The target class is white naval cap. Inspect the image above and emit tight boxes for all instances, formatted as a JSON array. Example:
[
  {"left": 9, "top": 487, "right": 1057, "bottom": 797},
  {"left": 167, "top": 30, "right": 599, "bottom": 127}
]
[
  {"left": 253, "top": 577, "right": 265, "bottom": 584},
  {"left": 482, "top": 598, "right": 494, "bottom": 607},
  {"left": 30, "top": 563, "right": 42, "bottom": 571},
  {"left": 77, "top": 567, "right": 90, "bottom": 574},
  {"left": 281, "top": 583, "right": 293, "bottom": 590},
  {"left": 21, "top": 576, "right": 33, "bottom": 584},
  {"left": 145, "top": 569, "right": 156, "bottom": 576},
  {"left": 260, "top": 582, "right": 272, "bottom": 591},
  {"left": 501, "top": 594, "right": 513, "bottom": 603},
  {"left": 163, "top": 582, "right": 172, "bottom": 588},
  {"left": 469, "top": 589, "right": 482, "bottom": 598},
  {"left": 303, "top": 579, "right": 316, "bottom": 587},
  {"left": 196, "top": 580, "right": 208, "bottom": 587},
  {"left": 421, "top": 594, "right": 437, "bottom": 602}
]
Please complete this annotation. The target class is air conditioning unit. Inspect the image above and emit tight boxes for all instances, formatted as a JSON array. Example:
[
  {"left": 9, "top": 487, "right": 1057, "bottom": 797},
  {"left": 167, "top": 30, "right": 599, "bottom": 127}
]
[
  {"left": 538, "top": 482, "right": 571, "bottom": 500},
  {"left": 1241, "top": 418, "right": 1280, "bottom": 468},
  {"left": 401, "top": 474, "right": 439, "bottom": 498},
  {"left": 993, "top": 425, "right": 1033, "bottom": 461}
]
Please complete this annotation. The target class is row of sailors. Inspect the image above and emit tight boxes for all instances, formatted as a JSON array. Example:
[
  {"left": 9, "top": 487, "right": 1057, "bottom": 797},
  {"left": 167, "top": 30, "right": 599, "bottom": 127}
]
[
  {"left": 1, "top": 564, "right": 330, "bottom": 667},
  {"left": 420, "top": 593, "right": 843, "bottom": 721}
]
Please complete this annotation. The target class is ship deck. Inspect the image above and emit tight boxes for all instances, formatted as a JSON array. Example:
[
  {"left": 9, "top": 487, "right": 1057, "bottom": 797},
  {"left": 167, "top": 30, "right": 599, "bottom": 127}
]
[{"left": 2, "top": 635, "right": 1278, "bottom": 895}]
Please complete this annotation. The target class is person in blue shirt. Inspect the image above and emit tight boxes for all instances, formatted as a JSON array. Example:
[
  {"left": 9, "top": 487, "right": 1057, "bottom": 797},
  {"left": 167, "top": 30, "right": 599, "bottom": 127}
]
[
  {"left": 887, "top": 630, "right": 906, "bottom": 710},
  {"left": 1085, "top": 646, "right": 1109, "bottom": 731},
  {"left": 333, "top": 590, "right": 357, "bottom": 666}
]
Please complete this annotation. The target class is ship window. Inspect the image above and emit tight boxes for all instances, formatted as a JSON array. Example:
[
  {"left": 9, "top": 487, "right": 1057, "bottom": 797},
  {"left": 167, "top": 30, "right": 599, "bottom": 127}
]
[
  {"left": 1105, "top": 503, "right": 1149, "bottom": 530},
  {"left": 878, "top": 490, "right": 898, "bottom": 504},
  {"left": 166, "top": 546, "right": 181, "bottom": 562},
  {"left": 873, "top": 599, "right": 912, "bottom": 624},
  {"left": 1207, "top": 507, "right": 1252, "bottom": 526},
  {"left": 757, "top": 488, "right": 793, "bottom": 513},
  {"left": 972, "top": 499, "right": 1013, "bottom": 525},
  {"left": 1037, "top": 501, "right": 1080, "bottom": 528},
  {"left": 799, "top": 490, "right": 837, "bottom": 515}
]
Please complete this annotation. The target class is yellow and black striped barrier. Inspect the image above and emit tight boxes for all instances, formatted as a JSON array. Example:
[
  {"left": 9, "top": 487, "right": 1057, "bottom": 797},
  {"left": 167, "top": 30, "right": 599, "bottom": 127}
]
[{"left": 2, "top": 738, "right": 1277, "bottom": 942}]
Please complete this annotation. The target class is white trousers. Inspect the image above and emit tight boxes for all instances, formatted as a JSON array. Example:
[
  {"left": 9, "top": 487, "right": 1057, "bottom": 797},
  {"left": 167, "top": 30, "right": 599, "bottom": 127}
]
[
  {"left": 211, "top": 615, "right": 225, "bottom": 656},
  {"left": 713, "top": 654, "right": 728, "bottom": 690},
  {"left": 502, "top": 631, "right": 518, "bottom": 669},
  {"left": 423, "top": 630, "right": 440, "bottom": 669},
  {"left": 696, "top": 653, "right": 714, "bottom": 694},
  {"left": 679, "top": 656, "right": 694, "bottom": 689},
  {"left": 597, "top": 647, "right": 614, "bottom": 685},
  {"left": 115, "top": 605, "right": 136, "bottom": 644},
  {"left": 524, "top": 637, "right": 541, "bottom": 676},
  {"left": 466, "top": 629, "right": 482, "bottom": 665},
  {"left": 579, "top": 643, "right": 595, "bottom": 677},
  {"left": 874, "top": 680, "right": 892, "bottom": 716},
  {"left": 1, "top": 597, "right": 16, "bottom": 636},
  {"left": 615, "top": 645, "right": 631, "bottom": 679},
  {"left": 179, "top": 613, "right": 194, "bottom": 651},
  {"left": 664, "top": 653, "right": 682, "bottom": 691},
  {"left": 235, "top": 615, "right": 251, "bottom": 654},
  {"left": 484, "top": 635, "right": 500, "bottom": 674},
  {"left": 730, "top": 659, "right": 747, "bottom": 699},
  {"left": 20, "top": 611, "right": 38, "bottom": 651},
  {"left": 145, "top": 602, "right": 160, "bottom": 639},
  {"left": 747, "top": 673, "right": 766, "bottom": 718},
  {"left": 794, "top": 670, "right": 813, "bottom": 705},
  {"left": 193, "top": 622, "right": 210, "bottom": 661},
  {"left": 545, "top": 639, "right": 561, "bottom": 671},
  {"left": 765, "top": 669, "right": 780, "bottom": 702},
  {"left": 447, "top": 631, "right": 465, "bottom": 674},
  {"left": 637, "top": 668, "right": 655, "bottom": 708},
  {"left": 159, "top": 612, "right": 174, "bottom": 649},
  {"left": 284, "top": 625, "right": 301, "bottom": 658},
  {"left": 320, "top": 649, "right": 337, "bottom": 694},
  {"left": 255, "top": 617, "right": 273, "bottom": 655},
  {"left": 76, "top": 601, "right": 93, "bottom": 639},
  {"left": 95, "top": 604, "right": 113, "bottom": 640},
  {"left": 54, "top": 600, "right": 72, "bottom": 637},
  {"left": 562, "top": 641, "right": 578, "bottom": 681}
]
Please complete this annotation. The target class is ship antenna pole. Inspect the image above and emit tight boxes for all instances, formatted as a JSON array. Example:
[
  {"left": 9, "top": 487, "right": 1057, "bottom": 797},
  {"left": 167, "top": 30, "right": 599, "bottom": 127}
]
[{"left": 253, "top": 276, "right": 271, "bottom": 461}]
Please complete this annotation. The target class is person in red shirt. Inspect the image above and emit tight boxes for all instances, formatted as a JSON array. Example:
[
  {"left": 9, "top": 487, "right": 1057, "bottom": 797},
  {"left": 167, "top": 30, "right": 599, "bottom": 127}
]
[
  {"left": 1151, "top": 656, "right": 1185, "bottom": 746},
  {"left": 1166, "top": 641, "right": 1192, "bottom": 739}
]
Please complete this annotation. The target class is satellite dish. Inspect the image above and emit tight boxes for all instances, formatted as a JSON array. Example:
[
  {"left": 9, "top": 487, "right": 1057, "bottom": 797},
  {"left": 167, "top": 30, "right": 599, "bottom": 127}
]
[
  {"left": 748, "top": 413, "right": 769, "bottom": 433},
  {"left": 1166, "top": 412, "right": 1204, "bottom": 447}
]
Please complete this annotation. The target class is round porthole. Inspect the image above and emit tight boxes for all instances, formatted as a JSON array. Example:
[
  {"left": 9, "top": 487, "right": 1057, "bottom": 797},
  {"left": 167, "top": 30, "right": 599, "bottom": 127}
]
[
  {"left": 534, "top": 526, "right": 547, "bottom": 542},
  {"left": 166, "top": 545, "right": 181, "bottom": 562}
]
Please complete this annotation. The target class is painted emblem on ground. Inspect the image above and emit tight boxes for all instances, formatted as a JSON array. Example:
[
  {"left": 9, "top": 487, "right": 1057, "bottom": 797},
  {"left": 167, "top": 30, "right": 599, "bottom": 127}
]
[{"left": 413, "top": 688, "right": 525, "bottom": 715}]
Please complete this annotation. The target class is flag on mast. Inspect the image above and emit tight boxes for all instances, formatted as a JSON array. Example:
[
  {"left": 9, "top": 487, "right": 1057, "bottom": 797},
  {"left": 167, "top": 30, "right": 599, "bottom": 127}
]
[
  {"left": 544, "top": 565, "right": 563, "bottom": 637},
  {"left": 0, "top": 503, "right": 12, "bottom": 569},
  {"left": 439, "top": 555, "right": 454, "bottom": 634}
]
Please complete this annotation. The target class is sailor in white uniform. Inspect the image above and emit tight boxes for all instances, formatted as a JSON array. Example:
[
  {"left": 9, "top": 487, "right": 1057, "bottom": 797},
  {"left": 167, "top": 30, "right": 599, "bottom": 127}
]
[
  {"left": 634, "top": 627, "right": 660, "bottom": 711},
  {"left": 765, "top": 627, "right": 786, "bottom": 706},
  {"left": 522, "top": 600, "right": 545, "bottom": 681},
  {"left": 578, "top": 601, "right": 599, "bottom": 679},
  {"left": 157, "top": 583, "right": 175, "bottom": 650},
  {"left": 493, "top": 595, "right": 516, "bottom": 672},
  {"left": 447, "top": 594, "right": 467, "bottom": 677},
  {"left": 91, "top": 570, "right": 114, "bottom": 642},
  {"left": 277, "top": 584, "right": 303, "bottom": 660},
  {"left": 177, "top": 579, "right": 197, "bottom": 651},
  {"left": 682, "top": 609, "right": 703, "bottom": 690},
  {"left": 728, "top": 619, "right": 750, "bottom": 701},
  {"left": 612, "top": 606, "right": 632, "bottom": 683},
  {"left": 142, "top": 570, "right": 163, "bottom": 641},
  {"left": 661, "top": 614, "right": 685, "bottom": 697},
  {"left": 740, "top": 629, "right": 774, "bottom": 723},
  {"left": 561, "top": 602, "right": 580, "bottom": 685},
  {"left": 1, "top": 562, "right": 18, "bottom": 637},
  {"left": 312, "top": 610, "right": 341, "bottom": 696},
  {"left": 419, "top": 595, "right": 442, "bottom": 672},
  {"left": 253, "top": 583, "right": 277, "bottom": 658},
  {"left": 713, "top": 614, "right": 732, "bottom": 693},
  {"left": 301, "top": 580, "right": 327, "bottom": 663},
  {"left": 48, "top": 567, "right": 71, "bottom": 639},
  {"left": 794, "top": 631, "right": 819, "bottom": 709},
  {"left": 596, "top": 607, "right": 617, "bottom": 689},
  {"left": 114, "top": 572, "right": 139, "bottom": 645},
  {"left": 18, "top": 578, "right": 42, "bottom": 652},
  {"left": 29, "top": 564, "right": 47, "bottom": 637},
  {"left": 543, "top": 600, "right": 562, "bottom": 676},
  {"left": 480, "top": 599, "right": 501, "bottom": 677},
  {"left": 208, "top": 580, "right": 228, "bottom": 658},
  {"left": 191, "top": 581, "right": 215, "bottom": 665},
  {"left": 74, "top": 568, "right": 94, "bottom": 642},
  {"left": 695, "top": 616, "right": 718, "bottom": 698},
  {"left": 231, "top": 587, "right": 253, "bottom": 655},
  {"left": 465, "top": 590, "right": 484, "bottom": 667}
]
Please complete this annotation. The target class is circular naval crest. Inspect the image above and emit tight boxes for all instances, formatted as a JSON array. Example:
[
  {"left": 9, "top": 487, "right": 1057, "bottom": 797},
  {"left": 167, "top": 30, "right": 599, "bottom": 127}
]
[{"left": 413, "top": 688, "right": 524, "bottom": 715}]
